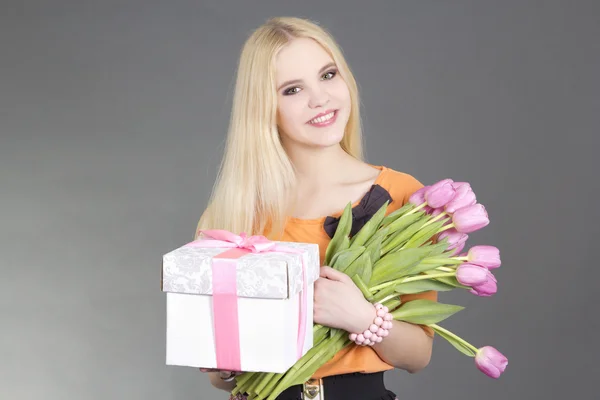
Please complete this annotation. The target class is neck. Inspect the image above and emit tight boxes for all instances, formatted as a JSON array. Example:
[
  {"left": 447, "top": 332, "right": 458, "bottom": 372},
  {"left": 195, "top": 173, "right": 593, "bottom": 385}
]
[{"left": 284, "top": 142, "right": 358, "bottom": 188}]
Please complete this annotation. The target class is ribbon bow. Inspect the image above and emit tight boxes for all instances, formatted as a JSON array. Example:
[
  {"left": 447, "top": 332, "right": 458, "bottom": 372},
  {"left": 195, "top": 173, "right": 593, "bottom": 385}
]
[
  {"left": 323, "top": 184, "right": 392, "bottom": 238},
  {"left": 195, "top": 229, "right": 278, "bottom": 253}
]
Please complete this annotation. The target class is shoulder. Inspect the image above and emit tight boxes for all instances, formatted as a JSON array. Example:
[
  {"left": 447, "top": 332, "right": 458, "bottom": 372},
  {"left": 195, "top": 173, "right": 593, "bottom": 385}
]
[{"left": 377, "top": 165, "right": 424, "bottom": 207}]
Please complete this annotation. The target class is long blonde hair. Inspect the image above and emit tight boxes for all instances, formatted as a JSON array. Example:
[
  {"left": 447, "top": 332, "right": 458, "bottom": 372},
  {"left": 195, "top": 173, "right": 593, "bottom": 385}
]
[{"left": 196, "top": 17, "right": 364, "bottom": 239}]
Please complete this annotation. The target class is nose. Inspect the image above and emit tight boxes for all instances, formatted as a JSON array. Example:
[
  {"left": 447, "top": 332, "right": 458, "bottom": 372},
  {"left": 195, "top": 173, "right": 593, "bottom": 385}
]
[{"left": 307, "top": 87, "right": 330, "bottom": 109}]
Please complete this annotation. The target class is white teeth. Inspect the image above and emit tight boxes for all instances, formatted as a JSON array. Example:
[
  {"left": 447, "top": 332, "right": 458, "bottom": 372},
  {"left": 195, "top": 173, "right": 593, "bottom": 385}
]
[{"left": 309, "top": 111, "right": 335, "bottom": 124}]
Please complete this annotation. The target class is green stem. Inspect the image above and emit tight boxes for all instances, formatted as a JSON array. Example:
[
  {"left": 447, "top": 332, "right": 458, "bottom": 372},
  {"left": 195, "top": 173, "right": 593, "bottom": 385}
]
[
  {"left": 369, "top": 272, "right": 456, "bottom": 292},
  {"left": 436, "top": 266, "right": 454, "bottom": 272},
  {"left": 421, "top": 257, "right": 463, "bottom": 265},
  {"left": 436, "top": 222, "right": 455, "bottom": 234},
  {"left": 405, "top": 202, "right": 427, "bottom": 216},
  {"left": 421, "top": 212, "right": 449, "bottom": 228},
  {"left": 430, "top": 323, "right": 478, "bottom": 354},
  {"left": 352, "top": 275, "right": 374, "bottom": 301}
]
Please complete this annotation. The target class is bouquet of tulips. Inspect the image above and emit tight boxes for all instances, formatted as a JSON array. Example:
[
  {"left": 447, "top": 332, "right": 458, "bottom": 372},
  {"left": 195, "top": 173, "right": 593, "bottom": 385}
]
[{"left": 230, "top": 179, "right": 508, "bottom": 400}]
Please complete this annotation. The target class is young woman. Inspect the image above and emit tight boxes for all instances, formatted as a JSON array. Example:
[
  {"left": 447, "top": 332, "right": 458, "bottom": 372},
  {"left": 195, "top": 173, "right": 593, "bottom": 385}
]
[{"left": 196, "top": 17, "right": 437, "bottom": 400}]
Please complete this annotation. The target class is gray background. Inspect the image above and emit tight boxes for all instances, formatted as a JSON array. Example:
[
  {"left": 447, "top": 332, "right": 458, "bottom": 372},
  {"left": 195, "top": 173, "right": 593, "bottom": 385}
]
[{"left": 1, "top": 1, "right": 598, "bottom": 399}]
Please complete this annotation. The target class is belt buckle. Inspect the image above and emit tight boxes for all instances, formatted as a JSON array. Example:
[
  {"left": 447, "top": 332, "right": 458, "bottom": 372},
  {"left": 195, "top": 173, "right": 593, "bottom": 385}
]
[{"left": 302, "top": 378, "right": 324, "bottom": 399}]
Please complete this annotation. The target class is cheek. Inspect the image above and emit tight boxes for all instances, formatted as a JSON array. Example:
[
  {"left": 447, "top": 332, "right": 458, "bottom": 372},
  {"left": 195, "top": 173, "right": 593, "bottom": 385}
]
[
  {"left": 277, "top": 98, "right": 305, "bottom": 131},
  {"left": 332, "top": 80, "right": 351, "bottom": 106}
]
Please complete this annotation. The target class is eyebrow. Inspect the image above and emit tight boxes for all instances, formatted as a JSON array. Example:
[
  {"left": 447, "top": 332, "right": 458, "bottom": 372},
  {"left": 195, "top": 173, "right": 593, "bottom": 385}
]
[{"left": 277, "top": 62, "right": 337, "bottom": 91}]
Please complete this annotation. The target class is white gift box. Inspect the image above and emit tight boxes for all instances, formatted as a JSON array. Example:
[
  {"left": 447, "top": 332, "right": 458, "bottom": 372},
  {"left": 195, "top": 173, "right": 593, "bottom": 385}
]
[{"left": 161, "top": 233, "right": 320, "bottom": 373}]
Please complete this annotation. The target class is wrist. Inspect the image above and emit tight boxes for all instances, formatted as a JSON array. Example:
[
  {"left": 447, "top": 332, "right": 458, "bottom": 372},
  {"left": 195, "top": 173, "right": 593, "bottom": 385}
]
[
  {"left": 348, "top": 302, "right": 394, "bottom": 347},
  {"left": 347, "top": 300, "right": 377, "bottom": 333}
]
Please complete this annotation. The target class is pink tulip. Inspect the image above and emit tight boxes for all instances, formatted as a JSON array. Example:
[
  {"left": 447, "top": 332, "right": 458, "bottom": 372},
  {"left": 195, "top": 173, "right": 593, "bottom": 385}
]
[
  {"left": 430, "top": 207, "right": 444, "bottom": 216},
  {"left": 445, "top": 182, "right": 477, "bottom": 213},
  {"left": 469, "top": 269, "right": 497, "bottom": 296},
  {"left": 452, "top": 204, "right": 489, "bottom": 233},
  {"left": 475, "top": 346, "right": 508, "bottom": 379},
  {"left": 456, "top": 263, "right": 488, "bottom": 286},
  {"left": 438, "top": 229, "right": 468, "bottom": 250},
  {"left": 408, "top": 186, "right": 429, "bottom": 205},
  {"left": 467, "top": 245, "right": 501, "bottom": 269},
  {"left": 452, "top": 181, "right": 470, "bottom": 189},
  {"left": 424, "top": 179, "right": 456, "bottom": 208},
  {"left": 451, "top": 240, "right": 467, "bottom": 255}
]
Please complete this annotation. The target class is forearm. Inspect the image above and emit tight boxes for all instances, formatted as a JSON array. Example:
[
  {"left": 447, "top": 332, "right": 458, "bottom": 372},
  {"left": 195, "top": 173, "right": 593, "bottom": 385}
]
[
  {"left": 208, "top": 372, "right": 237, "bottom": 392},
  {"left": 371, "top": 320, "right": 433, "bottom": 373}
]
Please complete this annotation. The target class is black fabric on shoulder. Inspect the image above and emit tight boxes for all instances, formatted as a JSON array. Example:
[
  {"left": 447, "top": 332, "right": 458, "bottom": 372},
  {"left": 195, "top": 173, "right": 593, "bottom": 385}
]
[{"left": 323, "top": 184, "right": 393, "bottom": 239}]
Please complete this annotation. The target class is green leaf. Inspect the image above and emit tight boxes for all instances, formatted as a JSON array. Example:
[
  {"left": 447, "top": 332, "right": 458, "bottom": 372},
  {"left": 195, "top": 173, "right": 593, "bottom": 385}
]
[
  {"left": 324, "top": 202, "right": 353, "bottom": 265},
  {"left": 352, "top": 274, "right": 374, "bottom": 301},
  {"left": 381, "top": 203, "right": 415, "bottom": 227},
  {"left": 330, "top": 246, "right": 365, "bottom": 272},
  {"left": 358, "top": 255, "right": 373, "bottom": 286},
  {"left": 381, "top": 214, "right": 429, "bottom": 255},
  {"left": 372, "top": 284, "right": 399, "bottom": 303},
  {"left": 370, "top": 247, "right": 433, "bottom": 285},
  {"left": 432, "top": 326, "right": 476, "bottom": 357},
  {"left": 364, "top": 226, "right": 389, "bottom": 248},
  {"left": 350, "top": 200, "right": 389, "bottom": 247},
  {"left": 365, "top": 232, "right": 384, "bottom": 266},
  {"left": 394, "top": 279, "right": 456, "bottom": 294},
  {"left": 391, "top": 299, "right": 464, "bottom": 325},
  {"left": 343, "top": 250, "right": 370, "bottom": 282},
  {"left": 401, "top": 219, "right": 447, "bottom": 249}
]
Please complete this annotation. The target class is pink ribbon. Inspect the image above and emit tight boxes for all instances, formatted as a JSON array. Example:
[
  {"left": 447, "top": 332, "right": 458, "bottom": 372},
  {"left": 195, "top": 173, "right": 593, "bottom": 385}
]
[{"left": 186, "top": 229, "right": 308, "bottom": 371}]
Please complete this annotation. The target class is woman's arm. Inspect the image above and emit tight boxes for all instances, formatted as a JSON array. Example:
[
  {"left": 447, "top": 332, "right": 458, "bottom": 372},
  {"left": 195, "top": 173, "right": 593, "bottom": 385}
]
[{"left": 370, "top": 320, "right": 433, "bottom": 373}]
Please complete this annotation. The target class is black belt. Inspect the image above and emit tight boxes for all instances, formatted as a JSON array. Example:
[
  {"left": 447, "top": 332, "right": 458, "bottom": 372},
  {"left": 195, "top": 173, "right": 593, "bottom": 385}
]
[{"left": 274, "top": 371, "right": 392, "bottom": 400}]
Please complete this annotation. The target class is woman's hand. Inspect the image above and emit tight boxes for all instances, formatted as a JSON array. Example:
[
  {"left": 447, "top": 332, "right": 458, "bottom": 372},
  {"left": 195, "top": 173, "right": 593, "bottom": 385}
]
[
  {"left": 199, "top": 368, "right": 243, "bottom": 380},
  {"left": 313, "top": 266, "right": 375, "bottom": 333}
]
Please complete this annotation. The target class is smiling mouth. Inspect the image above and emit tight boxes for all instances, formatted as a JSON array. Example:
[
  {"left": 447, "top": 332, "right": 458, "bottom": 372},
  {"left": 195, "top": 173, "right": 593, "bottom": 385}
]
[{"left": 307, "top": 110, "right": 338, "bottom": 125}]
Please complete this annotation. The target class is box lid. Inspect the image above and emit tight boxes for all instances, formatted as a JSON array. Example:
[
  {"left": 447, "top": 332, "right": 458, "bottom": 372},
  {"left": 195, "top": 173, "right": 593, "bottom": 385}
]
[{"left": 161, "top": 241, "right": 320, "bottom": 299}]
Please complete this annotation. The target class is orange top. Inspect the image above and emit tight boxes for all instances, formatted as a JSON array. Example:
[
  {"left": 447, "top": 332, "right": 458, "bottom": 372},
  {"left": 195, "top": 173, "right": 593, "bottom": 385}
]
[{"left": 278, "top": 165, "right": 437, "bottom": 379}]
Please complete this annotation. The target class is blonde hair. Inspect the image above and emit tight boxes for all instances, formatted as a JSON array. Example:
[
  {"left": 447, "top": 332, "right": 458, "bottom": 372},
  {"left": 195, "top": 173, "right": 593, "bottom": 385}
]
[{"left": 196, "top": 17, "right": 364, "bottom": 239}]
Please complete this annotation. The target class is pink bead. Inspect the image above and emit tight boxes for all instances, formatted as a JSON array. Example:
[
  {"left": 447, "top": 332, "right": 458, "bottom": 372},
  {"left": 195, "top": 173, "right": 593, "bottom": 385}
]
[
  {"left": 381, "top": 330, "right": 389, "bottom": 337},
  {"left": 387, "top": 321, "right": 394, "bottom": 329},
  {"left": 384, "top": 313, "right": 393, "bottom": 321},
  {"left": 349, "top": 333, "right": 357, "bottom": 341},
  {"left": 382, "top": 306, "right": 389, "bottom": 313},
  {"left": 368, "top": 341, "right": 375, "bottom": 346},
  {"left": 377, "top": 309, "right": 386, "bottom": 318},
  {"left": 363, "top": 330, "right": 372, "bottom": 339},
  {"left": 374, "top": 316, "right": 384, "bottom": 326},
  {"left": 369, "top": 324, "right": 379, "bottom": 333},
  {"left": 377, "top": 328, "right": 386, "bottom": 336},
  {"left": 357, "top": 334, "right": 365, "bottom": 343},
  {"left": 363, "top": 338, "right": 371, "bottom": 346},
  {"left": 375, "top": 303, "right": 383, "bottom": 310}
]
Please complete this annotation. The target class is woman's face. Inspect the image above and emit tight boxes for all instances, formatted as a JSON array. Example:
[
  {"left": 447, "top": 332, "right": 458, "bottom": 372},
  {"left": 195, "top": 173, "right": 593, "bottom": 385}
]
[{"left": 275, "top": 38, "right": 351, "bottom": 150}]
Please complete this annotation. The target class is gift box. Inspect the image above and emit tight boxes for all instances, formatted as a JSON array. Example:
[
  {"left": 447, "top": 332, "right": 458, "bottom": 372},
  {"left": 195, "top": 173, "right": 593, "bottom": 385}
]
[{"left": 161, "top": 230, "right": 320, "bottom": 373}]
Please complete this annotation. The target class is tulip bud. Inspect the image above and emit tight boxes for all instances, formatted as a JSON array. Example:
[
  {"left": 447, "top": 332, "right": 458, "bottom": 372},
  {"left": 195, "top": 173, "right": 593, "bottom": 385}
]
[
  {"left": 475, "top": 346, "right": 508, "bottom": 379},
  {"left": 438, "top": 229, "right": 468, "bottom": 250},
  {"left": 408, "top": 186, "right": 428, "bottom": 206},
  {"left": 467, "top": 245, "right": 501, "bottom": 269},
  {"left": 469, "top": 269, "right": 497, "bottom": 297},
  {"left": 452, "top": 204, "right": 489, "bottom": 233},
  {"left": 451, "top": 240, "right": 466, "bottom": 255},
  {"left": 424, "top": 179, "right": 456, "bottom": 208},
  {"left": 456, "top": 263, "right": 488, "bottom": 286},
  {"left": 445, "top": 182, "right": 477, "bottom": 213}
]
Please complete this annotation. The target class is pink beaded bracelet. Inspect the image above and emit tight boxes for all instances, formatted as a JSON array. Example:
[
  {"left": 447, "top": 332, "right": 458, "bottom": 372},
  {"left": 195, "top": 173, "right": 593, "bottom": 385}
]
[{"left": 348, "top": 303, "right": 394, "bottom": 346}]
